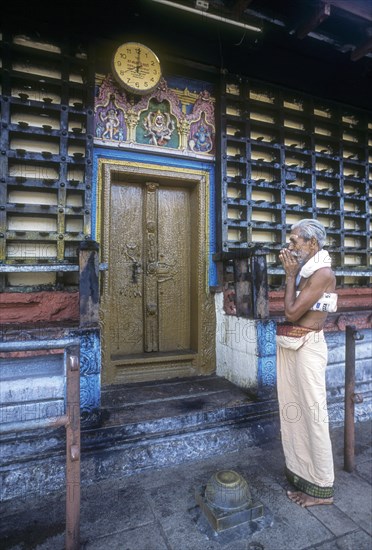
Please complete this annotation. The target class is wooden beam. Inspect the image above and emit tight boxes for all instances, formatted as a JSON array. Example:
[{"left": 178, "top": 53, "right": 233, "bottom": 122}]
[
  {"left": 250, "top": 255, "right": 269, "bottom": 320},
  {"left": 232, "top": 0, "right": 254, "bottom": 19},
  {"left": 233, "top": 258, "right": 253, "bottom": 318},
  {"left": 350, "top": 36, "right": 372, "bottom": 61},
  {"left": 327, "top": 0, "right": 372, "bottom": 22},
  {"left": 296, "top": 3, "right": 331, "bottom": 39},
  {"left": 79, "top": 240, "right": 100, "bottom": 328}
]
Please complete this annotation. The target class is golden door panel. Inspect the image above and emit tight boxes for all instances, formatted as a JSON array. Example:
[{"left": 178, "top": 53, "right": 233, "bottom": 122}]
[
  {"left": 109, "top": 182, "right": 144, "bottom": 357},
  {"left": 157, "top": 186, "right": 191, "bottom": 353},
  {"left": 100, "top": 161, "right": 215, "bottom": 384}
]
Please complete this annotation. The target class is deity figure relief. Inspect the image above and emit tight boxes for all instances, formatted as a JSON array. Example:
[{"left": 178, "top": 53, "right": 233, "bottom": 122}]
[
  {"left": 143, "top": 110, "right": 175, "bottom": 146},
  {"left": 189, "top": 122, "right": 213, "bottom": 153},
  {"left": 99, "top": 108, "right": 120, "bottom": 140},
  {"left": 94, "top": 74, "right": 215, "bottom": 155}
]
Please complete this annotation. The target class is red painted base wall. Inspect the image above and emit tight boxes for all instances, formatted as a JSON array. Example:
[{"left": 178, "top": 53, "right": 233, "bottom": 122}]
[
  {"left": 0, "top": 291, "right": 79, "bottom": 325},
  {"left": 0, "top": 288, "right": 370, "bottom": 329}
]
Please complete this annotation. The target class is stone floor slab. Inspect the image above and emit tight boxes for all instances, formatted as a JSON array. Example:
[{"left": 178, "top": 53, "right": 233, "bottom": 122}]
[
  {"left": 79, "top": 480, "right": 155, "bottom": 539},
  {"left": 313, "top": 529, "right": 372, "bottom": 550},
  {"left": 82, "top": 523, "right": 169, "bottom": 550},
  {"left": 0, "top": 421, "right": 370, "bottom": 550},
  {"left": 332, "top": 469, "right": 372, "bottom": 536},
  {"left": 308, "top": 503, "right": 360, "bottom": 537}
]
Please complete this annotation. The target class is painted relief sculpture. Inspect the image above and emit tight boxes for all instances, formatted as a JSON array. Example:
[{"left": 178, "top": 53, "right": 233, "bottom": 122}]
[
  {"left": 99, "top": 108, "right": 121, "bottom": 140},
  {"left": 94, "top": 75, "right": 215, "bottom": 155},
  {"left": 143, "top": 110, "right": 175, "bottom": 146},
  {"left": 189, "top": 91, "right": 215, "bottom": 153},
  {"left": 95, "top": 76, "right": 129, "bottom": 141},
  {"left": 190, "top": 116, "right": 213, "bottom": 153}
]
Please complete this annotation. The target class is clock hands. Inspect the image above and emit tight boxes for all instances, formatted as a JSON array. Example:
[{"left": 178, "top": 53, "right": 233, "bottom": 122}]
[
  {"left": 113, "top": 43, "right": 161, "bottom": 94},
  {"left": 123, "top": 50, "right": 143, "bottom": 73},
  {"left": 123, "top": 64, "right": 142, "bottom": 73},
  {"left": 135, "top": 48, "right": 141, "bottom": 73}
]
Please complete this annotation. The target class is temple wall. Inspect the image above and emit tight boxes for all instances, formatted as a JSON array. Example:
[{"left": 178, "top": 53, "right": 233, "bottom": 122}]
[
  {"left": 0, "top": 33, "right": 371, "bottom": 493},
  {"left": 326, "top": 329, "right": 372, "bottom": 424}
]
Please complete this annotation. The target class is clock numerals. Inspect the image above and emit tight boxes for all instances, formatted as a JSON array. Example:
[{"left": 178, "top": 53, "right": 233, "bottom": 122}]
[{"left": 112, "top": 42, "right": 161, "bottom": 94}]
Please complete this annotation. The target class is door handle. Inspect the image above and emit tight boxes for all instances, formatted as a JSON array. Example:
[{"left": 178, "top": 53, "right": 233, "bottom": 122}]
[{"left": 132, "top": 261, "right": 142, "bottom": 283}]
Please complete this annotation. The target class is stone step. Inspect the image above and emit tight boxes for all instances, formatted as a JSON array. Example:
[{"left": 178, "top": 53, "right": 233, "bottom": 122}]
[{"left": 0, "top": 375, "right": 279, "bottom": 501}]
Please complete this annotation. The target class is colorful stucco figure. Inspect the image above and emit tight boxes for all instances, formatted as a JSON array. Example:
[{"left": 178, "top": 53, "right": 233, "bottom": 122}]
[
  {"left": 100, "top": 108, "right": 120, "bottom": 140},
  {"left": 143, "top": 110, "right": 175, "bottom": 146}
]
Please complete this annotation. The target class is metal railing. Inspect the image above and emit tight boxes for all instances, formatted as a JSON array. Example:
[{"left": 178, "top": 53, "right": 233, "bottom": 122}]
[
  {"left": 0, "top": 338, "right": 81, "bottom": 550},
  {"left": 344, "top": 325, "right": 364, "bottom": 473}
]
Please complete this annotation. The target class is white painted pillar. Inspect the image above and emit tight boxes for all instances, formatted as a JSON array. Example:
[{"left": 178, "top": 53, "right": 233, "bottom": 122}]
[{"left": 215, "top": 292, "right": 276, "bottom": 396}]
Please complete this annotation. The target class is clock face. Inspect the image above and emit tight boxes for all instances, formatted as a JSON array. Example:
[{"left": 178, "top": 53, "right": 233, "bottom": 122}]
[{"left": 112, "top": 42, "right": 162, "bottom": 94}]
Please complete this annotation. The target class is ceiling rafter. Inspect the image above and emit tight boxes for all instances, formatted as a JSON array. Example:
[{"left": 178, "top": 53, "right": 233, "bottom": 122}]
[
  {"left": 327, "top": 0, "right": 372, "bottom": 22},
  {"left": 231, "top": 0, "right": 254, "bottom": 18},
  {"left": 296, "top": 2, "right": 331, "bottom": 40},
  {"left": 151, "top": 0, "right": 262, "bottom": 31},
  {"left": 351, "top": 36, "right": 372, "bottom": 61}
]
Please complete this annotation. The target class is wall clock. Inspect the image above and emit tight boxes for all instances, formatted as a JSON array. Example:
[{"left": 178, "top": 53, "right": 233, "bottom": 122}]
[{"left": 111, "top": 42, "right": 162, "bottom": 95}]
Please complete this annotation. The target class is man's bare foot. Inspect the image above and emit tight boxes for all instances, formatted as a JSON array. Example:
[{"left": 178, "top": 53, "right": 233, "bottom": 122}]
[{"left": 286, "top": 490, "right": 334, "bottom": 507}]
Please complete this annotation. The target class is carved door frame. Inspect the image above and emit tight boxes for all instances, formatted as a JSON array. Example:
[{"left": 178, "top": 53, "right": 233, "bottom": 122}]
[{"left": 97, "top": 158, "right": 216, "bottom": 384}]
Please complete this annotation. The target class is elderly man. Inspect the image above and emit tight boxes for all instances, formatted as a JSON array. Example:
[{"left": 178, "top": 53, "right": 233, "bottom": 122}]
[{"left": 277, "top": 219, "right": 337, "bottom": 507}]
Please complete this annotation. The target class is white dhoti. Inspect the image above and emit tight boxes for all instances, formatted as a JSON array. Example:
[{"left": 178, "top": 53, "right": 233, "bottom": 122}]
[{"left": 276, "top": 329, "right": 334, "bottom": 498}]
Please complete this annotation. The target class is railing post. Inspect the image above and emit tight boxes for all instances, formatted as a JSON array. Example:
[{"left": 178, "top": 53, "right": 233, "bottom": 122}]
[
  {"left": 65, "top": 346, "right": 81, "bottom": 550},
  {"left": 0, "top": 338, "right": 81, "bottom": 546},
  {"left": 344, "top": 325, "right": 364, "bottom": 473},
  {"left": 79, "top": 240, "right": 100, "bottom": 328},
  {"left": 233, "top": 258, "right": 252, "bottom": 317},
  {"left": 250, "top": 254, "right": 269, "bottom": 320},
  {"left": 213, "top": 245, "right": 269, "bottom": 319}
]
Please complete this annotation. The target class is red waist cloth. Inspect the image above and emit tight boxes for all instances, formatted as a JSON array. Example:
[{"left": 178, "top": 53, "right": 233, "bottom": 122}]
[{"left": 276, "top": 323, "right": 319, "bottom": 337}]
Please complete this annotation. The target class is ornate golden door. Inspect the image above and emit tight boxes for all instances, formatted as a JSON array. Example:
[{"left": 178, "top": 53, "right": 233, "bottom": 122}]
[{"left": 100, "top": 161, "right": 215, "bottom": 384}]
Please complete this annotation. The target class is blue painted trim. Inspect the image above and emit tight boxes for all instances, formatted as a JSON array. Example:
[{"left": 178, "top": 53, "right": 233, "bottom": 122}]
[
  {"left": 92, "top": 147, "right": 218, "bottom": 286},
  {"left": 80, "top": 374, "right": 101, "bottom": 413},
  {"left": 256, "top": 320, "right": 277, "bottom": 395},
  {"left": 79, "top": 329, "right": 101, "bottom": 413}
]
